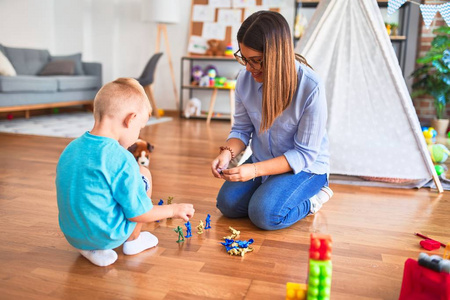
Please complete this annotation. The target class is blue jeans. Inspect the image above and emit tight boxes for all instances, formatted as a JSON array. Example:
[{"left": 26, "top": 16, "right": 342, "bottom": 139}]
[{"left": 216, "top": 160, "right": 328, "bottom": 230}]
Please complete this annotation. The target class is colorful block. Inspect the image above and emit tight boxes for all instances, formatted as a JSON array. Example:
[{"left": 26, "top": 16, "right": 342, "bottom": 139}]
[
  {"left": 286, "top": 282, "right": 307, "bottom": 300},
  {"left": 307, "top": 259, "right": 332, "bottom": 300},
  {"left": 310, "top": 233, "right": 332, "bottom": 261}
]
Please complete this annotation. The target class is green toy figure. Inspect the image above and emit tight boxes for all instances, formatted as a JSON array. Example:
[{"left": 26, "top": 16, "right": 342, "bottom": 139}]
[{"left": 174, "top": 226, "right": 184, "bottom": 243}]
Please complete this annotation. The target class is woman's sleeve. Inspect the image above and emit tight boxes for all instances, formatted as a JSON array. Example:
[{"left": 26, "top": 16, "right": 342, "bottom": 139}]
[
  {"left": 283, "top": 83, "right": 327, "bottom": 174},
  {"left": 227, "top": 72, "right": 254, "bottom": 146}
]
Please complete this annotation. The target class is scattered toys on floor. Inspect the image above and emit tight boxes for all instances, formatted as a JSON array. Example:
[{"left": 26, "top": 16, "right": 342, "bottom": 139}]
[{"left": 415, "top": 232, "right": 447, "bottom": 248}]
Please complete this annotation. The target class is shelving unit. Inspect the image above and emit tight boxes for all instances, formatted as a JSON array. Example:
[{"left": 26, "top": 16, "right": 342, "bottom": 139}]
[
  {"left": 180, "top": 56, "right": 238, "bottom": 124},
  {"left": 294, "top": 0, "right": 411, "bottom": 74}
]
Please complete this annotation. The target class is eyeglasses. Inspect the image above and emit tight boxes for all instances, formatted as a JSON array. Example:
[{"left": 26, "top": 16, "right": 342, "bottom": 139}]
[{"left": 234, "top": 49, "right": 263, "bottom": 70}]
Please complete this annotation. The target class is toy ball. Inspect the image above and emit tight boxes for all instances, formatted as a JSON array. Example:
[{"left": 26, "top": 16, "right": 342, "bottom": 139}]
[
  {"left": 428, "top": 144, "right": 450, "bottom": 163},
  {"left": 6, "top": 113, "right": 13, "bottom": 120},
  {"left": 448, "top": 131, "right": 450, "bottom": 139},
  {"left": 52, "top": 108, "right": 59, "bottom": 114},
  {"left": 435, "top": 164, "right": 446, "bottom": 176},
  {"left": 423, "top": 130, "right": 433, "bottom": 139}
]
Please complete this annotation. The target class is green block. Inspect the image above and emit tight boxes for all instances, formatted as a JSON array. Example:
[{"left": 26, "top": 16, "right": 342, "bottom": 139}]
[{"left": 307, "top": 259, "right": 332, "bottom": 300}]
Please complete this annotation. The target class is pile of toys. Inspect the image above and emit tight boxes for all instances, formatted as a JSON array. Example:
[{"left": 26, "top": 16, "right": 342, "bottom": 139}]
[
  {"left": 286, "top": 233, "right": 333, "bottom": 300},
  {"left": 220, "top": 227, "right": 254, "bottom": 257}
]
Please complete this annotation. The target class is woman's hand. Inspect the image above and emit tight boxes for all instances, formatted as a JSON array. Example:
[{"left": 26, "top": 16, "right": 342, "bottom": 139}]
[
  {"left": 221, "top": 164, "right": 256, "bottom": 182},
  {"left": 211, "top": 151, "right": 233, "bottom": 178}
]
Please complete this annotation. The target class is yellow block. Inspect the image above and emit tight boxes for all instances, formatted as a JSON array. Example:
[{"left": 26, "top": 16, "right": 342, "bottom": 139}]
[{"left": 286, "top": 282, "right": 307, "bottom": 300}]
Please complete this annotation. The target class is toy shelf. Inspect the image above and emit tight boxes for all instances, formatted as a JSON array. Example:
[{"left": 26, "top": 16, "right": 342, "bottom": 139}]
[
  {"left": 182, "top": 85, "right": 234, "bottom": 90},
  {"left": 180, "top": 56, "right": 239, "bottom": 124}
]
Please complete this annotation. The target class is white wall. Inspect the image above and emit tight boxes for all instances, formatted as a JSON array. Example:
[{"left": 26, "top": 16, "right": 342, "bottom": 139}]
[
  {"left": 0, "top": 0, "right": 55, "bottom": 50},
  {"left": 0, "top": 0, "right": 295, "bottom": 112}
]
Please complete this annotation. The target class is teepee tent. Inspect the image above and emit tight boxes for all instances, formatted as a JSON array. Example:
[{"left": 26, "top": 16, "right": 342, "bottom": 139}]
[{"left": 295, "top": 0, "right": 442, "bottom": 192}]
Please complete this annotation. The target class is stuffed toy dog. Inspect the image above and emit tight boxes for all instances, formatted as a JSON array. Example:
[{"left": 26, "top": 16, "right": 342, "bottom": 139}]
[
  {"left": 127, "top": 139, "right": 154, "bottom": 167},
  {"left": 184, "top": 98, "right": 201, "bottom": 118}
]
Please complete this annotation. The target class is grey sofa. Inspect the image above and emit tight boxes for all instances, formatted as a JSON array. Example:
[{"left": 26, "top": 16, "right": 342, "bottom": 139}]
[{"left": 0, "top": 44, "right": 102, "bottom": 118}]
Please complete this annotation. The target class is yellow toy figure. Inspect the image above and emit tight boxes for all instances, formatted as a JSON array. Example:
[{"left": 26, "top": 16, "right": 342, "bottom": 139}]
[
  {"left": 223, "top": 226, "right": 240, "bottom": 240},
  {"left": 197, "top": 220, "right": 204, "bottom": 234}
]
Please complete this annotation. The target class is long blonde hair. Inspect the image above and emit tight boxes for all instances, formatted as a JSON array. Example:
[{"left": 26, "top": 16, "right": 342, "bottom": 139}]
[{"left": 237, "top": 11, "right": 310, "bottom": 132}]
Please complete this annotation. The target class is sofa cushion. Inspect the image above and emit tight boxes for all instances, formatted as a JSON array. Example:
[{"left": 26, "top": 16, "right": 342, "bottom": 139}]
[
  {"left": 0, "top": 51, "right": 16, "bottom": 76},
  {"left": 0, "top": 75, "right": 58, "bottom": 92},
  {"left": 51, "top": 53, "right": 85, "bottom": 75},
  {"left": 56, "top": 76, "right": 101, "bottom": 91},
  {"left": 39, "top": 60, "right": 75, "bottom": 76},
  {"left": 3, "top": 46, "right": 50, "bottom": 75}
]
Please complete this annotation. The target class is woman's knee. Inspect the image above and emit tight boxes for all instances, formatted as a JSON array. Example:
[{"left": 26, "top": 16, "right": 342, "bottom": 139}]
[{"left": 248, "top": 204, "right": 283, "bottom": 230}]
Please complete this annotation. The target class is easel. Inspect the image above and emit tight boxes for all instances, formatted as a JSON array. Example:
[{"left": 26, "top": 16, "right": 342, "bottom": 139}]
[{"left": 155, "top": 23, "right": 179, "bottom": 111}]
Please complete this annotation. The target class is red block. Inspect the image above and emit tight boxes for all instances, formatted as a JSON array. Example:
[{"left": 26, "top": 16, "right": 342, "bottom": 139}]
[
  {"left": 309, "top": 233, "right": 332, "bottom": 261},
  {"left": 399, "top": 258, "right": 450, "bottom": 300}
]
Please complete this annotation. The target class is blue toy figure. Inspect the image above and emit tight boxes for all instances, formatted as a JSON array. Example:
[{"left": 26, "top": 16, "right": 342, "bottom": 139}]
[
  {"left": 156, "top": 199, "right": 164, "bottom": 222},
  {"left": 185, "top": 221, "right": 192, "bottom": 238},
  {"left": 205, "top": 214, "right": 211, "bottom": 229}
]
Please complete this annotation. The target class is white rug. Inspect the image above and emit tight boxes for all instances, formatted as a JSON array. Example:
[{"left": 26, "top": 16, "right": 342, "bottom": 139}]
[{"left": 0, "top": 112, "right": 172, "bottom": 138}]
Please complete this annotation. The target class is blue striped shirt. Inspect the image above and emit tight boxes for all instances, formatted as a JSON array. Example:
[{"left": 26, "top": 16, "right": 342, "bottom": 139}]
[{"left": 228, "top": 61, "right": 330, "bottom": 180}]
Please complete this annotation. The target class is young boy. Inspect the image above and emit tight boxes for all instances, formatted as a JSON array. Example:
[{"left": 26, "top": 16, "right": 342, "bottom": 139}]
[{"left": 56, "top": 78, "right": 195, "bottom": 267}]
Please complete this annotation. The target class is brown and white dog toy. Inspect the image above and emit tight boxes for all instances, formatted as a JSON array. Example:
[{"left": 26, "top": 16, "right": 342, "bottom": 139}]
[{"left": 127, "top": 139, "right": 154, "bottom": 167}]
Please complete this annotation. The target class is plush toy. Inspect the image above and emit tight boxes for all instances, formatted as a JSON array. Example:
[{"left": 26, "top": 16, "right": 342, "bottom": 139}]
[
  {"left": 205, "top": 39, "right": 221, "bottom": 56},
  {"left": 191, "top": 65, "right": 203, "bottom": 85},
  {"left": 184, "top": 97, "right": 201, "bottom": 118},
  {"left": 127, "top": 139, "right": 154, "bottom": 167}
]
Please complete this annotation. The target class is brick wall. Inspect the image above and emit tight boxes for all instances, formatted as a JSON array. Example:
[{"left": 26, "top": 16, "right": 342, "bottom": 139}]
[{"left": 413, "top": 0, "right": 447, "bottom": 124}]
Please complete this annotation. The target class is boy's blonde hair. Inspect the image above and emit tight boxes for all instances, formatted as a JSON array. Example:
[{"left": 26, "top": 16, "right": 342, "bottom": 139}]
[{"left": 93, "top": 78, "right": 151, "bottom": 121}]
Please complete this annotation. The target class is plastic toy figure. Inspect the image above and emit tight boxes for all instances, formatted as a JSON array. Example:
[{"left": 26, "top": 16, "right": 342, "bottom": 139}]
[
  {"left": 224, "top": 226, "right": 240, "bottom": 239},
  {"left": 155, "top": 199, "right": 164, "bottom": 222},
  {"left": 167, "top": 196, "right": 173, "bottom": 219},
  {"left": 197, "top": 220, "right": 204, "bottom": 234},
  {"left": 205, "top": 214, "right": 211, "bottom": 229},
  {"left": 185, "top": 221, "right": 192, "bottom": 238},
  {"left": 174, "top": 226, "right": 184, "bottom": 243}
]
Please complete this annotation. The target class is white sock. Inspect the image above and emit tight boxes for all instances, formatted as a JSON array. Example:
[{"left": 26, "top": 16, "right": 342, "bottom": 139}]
[
  {"left": 309, "top": 186, "right": 334, "bottom": 214},
  {"left": 123, "top": 231, "right": 159, "bottom": 255},
  {"left": 78, "top": 249, "right": 118, "bottom": 267}
]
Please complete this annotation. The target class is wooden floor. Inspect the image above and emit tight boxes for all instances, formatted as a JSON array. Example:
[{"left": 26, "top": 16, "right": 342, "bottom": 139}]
[{"left": 0, "top": 115, "right": 449, "bottom": 300}]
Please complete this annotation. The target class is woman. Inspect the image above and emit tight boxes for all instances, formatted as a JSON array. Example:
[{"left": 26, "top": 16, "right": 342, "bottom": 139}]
[{"left": 211, "top": 11, "right": 332, "bottom": 230}]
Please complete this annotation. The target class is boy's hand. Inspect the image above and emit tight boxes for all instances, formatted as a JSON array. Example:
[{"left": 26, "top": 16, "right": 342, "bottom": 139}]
[{"left": 171, "top": 203, "right": 195, "bottom": 221}]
